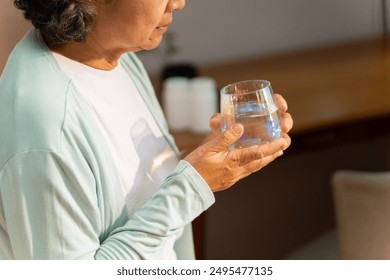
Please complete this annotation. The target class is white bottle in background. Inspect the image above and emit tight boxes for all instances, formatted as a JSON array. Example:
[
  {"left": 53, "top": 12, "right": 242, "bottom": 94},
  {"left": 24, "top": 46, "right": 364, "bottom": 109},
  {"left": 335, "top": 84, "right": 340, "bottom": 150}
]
[
  {"left": 189, "top": 77, "right": 218, "bottom": 134},
  {"left": 162, "top": 77, "right": 190, "bottom": 131}
]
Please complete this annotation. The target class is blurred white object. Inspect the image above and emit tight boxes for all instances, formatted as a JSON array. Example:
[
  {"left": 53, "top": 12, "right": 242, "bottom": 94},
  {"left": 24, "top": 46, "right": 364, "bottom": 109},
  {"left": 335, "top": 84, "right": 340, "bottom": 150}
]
[
  {"left": 162, "top": 77, "right": 191, "bottom": 131},
  {"left": 189, "top": 77, "right": 217, "bottom": 134}
]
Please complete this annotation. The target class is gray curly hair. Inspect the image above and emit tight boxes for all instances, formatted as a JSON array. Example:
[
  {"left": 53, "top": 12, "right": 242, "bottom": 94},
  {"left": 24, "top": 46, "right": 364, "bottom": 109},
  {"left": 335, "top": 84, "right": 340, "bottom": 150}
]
[{"left": 14, "top": 0, "right": 98, "bottom": 44}]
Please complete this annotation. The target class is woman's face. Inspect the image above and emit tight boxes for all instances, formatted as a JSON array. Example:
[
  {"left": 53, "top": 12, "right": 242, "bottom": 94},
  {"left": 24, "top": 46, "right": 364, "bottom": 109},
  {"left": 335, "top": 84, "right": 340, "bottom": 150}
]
[{"left": 94, "top": 0, "right": 185, "bottom": 53}]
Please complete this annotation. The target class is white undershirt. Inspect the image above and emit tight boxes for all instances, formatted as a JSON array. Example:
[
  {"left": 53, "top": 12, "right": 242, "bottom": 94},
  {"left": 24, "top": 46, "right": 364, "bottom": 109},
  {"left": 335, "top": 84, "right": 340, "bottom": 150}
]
[{"left": 52, "top": 53, "right": 182, "bottom": 259}]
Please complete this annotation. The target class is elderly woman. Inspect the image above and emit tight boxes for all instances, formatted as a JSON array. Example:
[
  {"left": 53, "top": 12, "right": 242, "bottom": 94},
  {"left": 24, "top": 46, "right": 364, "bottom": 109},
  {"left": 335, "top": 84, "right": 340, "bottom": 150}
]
[{"left": 0, "top": 0, "right": 292, "bottom": 259}]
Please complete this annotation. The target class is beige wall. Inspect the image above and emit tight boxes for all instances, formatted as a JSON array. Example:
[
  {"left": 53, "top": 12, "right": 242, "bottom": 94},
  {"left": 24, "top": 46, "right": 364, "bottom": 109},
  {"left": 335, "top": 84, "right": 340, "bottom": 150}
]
[{"left": 0, "top": 0, "right": 30, "bottom": 74}]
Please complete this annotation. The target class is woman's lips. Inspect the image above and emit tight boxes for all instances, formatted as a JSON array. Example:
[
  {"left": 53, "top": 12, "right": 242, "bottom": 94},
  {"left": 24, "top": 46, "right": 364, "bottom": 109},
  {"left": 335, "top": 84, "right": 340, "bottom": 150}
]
[
  {"left": 157, "top": 19, "right": 172, "bottom": 31},
  {"left": 156, "top": 25, "right": 169, "bottom": 33}
]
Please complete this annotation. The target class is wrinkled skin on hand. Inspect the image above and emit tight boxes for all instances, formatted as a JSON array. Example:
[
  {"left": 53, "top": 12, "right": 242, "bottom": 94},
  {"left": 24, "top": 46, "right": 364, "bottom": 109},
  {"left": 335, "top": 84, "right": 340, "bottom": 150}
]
[{"left": 184, "top": 94, "right": 293, "bottom": 192}]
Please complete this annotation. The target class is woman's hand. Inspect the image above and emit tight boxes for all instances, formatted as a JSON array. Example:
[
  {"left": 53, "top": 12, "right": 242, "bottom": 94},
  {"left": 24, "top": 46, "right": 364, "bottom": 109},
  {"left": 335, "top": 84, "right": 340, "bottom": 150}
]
[
  {"left": 202, "top": 94, "right": 292, "bottom": 147},
  {"left": 184, "top": 93, "right": 293, "bottom": 192}
]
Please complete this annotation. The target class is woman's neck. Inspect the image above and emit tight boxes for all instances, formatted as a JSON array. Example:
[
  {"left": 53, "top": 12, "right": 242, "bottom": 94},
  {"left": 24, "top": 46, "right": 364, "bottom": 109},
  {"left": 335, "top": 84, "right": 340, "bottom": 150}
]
[{"left": 47, "top": 35, "right": 122, "bottom": 71}]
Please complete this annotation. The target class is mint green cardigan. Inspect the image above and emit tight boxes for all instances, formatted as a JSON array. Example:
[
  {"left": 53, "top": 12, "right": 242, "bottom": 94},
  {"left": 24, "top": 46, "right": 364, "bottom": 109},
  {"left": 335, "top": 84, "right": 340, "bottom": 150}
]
[{"left": 0, "top": 29, "right": 215, "bottom": 259}]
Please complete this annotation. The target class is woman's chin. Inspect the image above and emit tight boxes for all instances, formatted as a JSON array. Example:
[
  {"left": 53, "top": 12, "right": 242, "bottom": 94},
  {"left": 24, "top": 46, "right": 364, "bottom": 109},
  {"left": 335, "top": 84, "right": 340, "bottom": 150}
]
[{"left": 139, "top": 36, "right": 164, "bottom": 52}]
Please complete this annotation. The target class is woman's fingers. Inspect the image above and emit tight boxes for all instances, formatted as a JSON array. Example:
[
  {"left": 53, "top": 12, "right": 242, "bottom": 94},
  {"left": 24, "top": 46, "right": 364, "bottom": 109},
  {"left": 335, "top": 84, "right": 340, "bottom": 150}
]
[
  {"left": 281, "top": 111, "right": 293, "bottom": 133},
  {"left": 241, "top": 150, "right": 283, "bottom": 174},
  {"left": 206, "top": 123, "right": 244, "bottom": 151},
  {"left": 209, "top": 113, "right": 221, "bottom": 132},
  {"left": 275, "top": 93, "right": 293, "bottom": 133},
  {"left": 235, "top": 138, "right": 286, "bottom": 166},
  {"left": 281, "top": 133, "right": 291, "bottom": 150},
  {"left": 185, "top": 93, "right": 292, "bottom": 192},
  {"left": 275, "top": 93, "right": 288, "bottom": 112},
  {"left": 235, "top": 149, "right": 284, "bottom": 182},
  {"left": 199, "top": 113, "right": 222, "bottom": 145}
]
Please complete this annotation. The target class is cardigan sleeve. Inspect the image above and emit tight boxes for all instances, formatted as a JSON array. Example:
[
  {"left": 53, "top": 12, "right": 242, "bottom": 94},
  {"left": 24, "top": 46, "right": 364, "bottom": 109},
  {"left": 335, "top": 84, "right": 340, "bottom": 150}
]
[
  {"left": 0, "top": 150, "right": 214, "bottom": 259},
  {"left": 95, "top": 160, "right": 214, "bottom": 259}
]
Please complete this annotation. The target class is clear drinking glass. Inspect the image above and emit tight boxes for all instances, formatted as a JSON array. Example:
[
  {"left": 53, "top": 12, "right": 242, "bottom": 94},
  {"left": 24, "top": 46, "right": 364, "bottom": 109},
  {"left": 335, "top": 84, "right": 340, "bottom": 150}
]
[{"left": 220, "top": 80, "right": 282, "bottom": 149}]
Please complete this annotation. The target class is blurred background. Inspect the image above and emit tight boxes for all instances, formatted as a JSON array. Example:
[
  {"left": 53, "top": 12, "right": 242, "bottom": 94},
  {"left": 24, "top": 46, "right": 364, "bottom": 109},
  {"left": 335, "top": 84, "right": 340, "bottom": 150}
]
[
  {"left": 139, "top": 0, "right": 387, "bottom": 75},
  {"left": 1, "top": 0, "right": 388, "bottom": 76},
  {"left": 1, "top": 0, "right": 390, "bottom": 260}
]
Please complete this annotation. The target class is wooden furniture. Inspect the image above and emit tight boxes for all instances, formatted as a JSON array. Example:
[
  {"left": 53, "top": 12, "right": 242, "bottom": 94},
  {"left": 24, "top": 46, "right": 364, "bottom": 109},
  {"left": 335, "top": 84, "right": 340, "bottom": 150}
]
[
  {"left": 159, "top": 37, "right": 390, "bottom": 259},
  {"left": 170, "top": 37, "right": 390, "bottom": 157},
  {"left": 171, "top": 36, "right": 390, "bottom": 142},
  {"left": 202, "top": 38, "right": 390, "bottom": 133}
]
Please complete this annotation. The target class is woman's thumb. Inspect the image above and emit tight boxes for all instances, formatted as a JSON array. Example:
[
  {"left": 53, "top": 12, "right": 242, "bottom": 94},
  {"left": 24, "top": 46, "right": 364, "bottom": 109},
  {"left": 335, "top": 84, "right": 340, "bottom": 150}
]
[{"left": 215, "top": 123, "right": 244, "bottom": 149}]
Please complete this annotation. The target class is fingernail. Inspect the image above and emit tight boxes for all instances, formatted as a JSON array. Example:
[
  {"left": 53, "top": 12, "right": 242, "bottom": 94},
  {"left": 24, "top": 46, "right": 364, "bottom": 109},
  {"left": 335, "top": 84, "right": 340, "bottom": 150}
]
[{"left": 232, "top": 124, "right": 242, "bottom": 134}]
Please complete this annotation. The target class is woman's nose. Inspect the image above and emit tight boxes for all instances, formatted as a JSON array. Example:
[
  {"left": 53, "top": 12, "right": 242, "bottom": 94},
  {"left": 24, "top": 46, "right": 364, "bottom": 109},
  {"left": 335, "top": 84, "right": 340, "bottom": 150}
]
[{"left": 167, "top": 0, "right": 186, "bottom": 12}]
